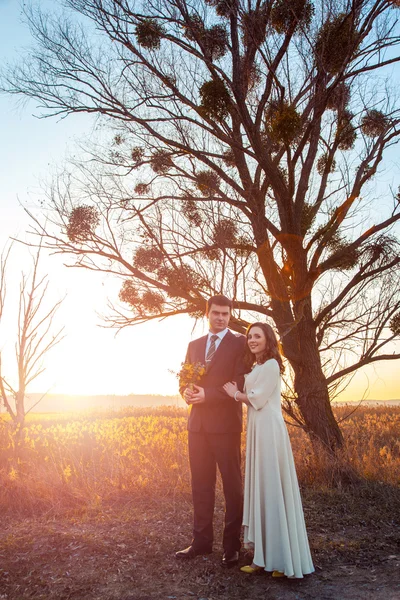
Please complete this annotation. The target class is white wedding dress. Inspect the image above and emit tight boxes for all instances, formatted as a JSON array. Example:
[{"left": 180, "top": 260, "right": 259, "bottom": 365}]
[{"left": 243, "top": 359, "right": 314, "bottom": 578}]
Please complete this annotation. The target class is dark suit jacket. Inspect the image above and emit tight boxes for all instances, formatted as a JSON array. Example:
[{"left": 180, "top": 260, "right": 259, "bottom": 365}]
[{"left": 181, "top": 330, "right": 248, "bottom": 433}]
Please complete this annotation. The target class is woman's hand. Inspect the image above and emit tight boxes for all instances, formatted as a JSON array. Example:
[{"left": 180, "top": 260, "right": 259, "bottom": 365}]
[{"left": 223, "top": 381, "right": 238, "bottom": 398}]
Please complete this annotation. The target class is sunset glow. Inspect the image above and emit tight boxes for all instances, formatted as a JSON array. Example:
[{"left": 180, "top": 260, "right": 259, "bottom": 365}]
[{"left": 0, "top": 2, "right": 399, "bottom": 407}]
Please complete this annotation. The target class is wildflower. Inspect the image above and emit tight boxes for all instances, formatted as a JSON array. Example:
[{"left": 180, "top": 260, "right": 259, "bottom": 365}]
[
  {"left": 63, "top": 464, "right": 72, "bottom": 483},
  {"left": 176, "top": 361, "right": 206, "bottom": 390},
  {"left": 9, "top": 467, "right": 18, "bottom": 481}
]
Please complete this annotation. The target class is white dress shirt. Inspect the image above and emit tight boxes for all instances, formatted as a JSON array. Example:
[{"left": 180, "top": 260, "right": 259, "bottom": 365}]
[{"left": 205, "top": 328, "right": 229, "bottom": 360}]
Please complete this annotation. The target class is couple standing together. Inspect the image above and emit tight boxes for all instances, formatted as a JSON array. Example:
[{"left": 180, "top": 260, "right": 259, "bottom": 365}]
[{"left": 176, "top": 295, "right": 314, "bottom": 578}]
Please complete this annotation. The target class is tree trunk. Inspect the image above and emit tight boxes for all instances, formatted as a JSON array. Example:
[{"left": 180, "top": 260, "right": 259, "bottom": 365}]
[
  {"left": 290, "top": 321, "right": 361, "bottom": 486},
  {"left": 286, "top": 308, "right": 344, "bottom": 452},
  {"left": 294, "top": 363, "right": 344, "bottom": 451},
  {"left": 15, "top": 389, "right": 25, "bottom": 430}
]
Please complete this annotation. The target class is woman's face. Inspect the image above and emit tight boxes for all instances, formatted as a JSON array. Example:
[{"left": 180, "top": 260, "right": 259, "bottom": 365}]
[{"left": 247, "top": 326, "right": 267, "bottom": 356}]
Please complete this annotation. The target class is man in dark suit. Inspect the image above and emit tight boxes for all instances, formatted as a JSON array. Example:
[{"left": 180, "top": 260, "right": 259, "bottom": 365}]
[{"left": 176, "top": 295, "right": 247, "bottom": 567}]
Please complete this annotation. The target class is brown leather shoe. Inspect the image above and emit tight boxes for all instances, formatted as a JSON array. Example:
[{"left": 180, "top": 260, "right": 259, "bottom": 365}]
[
  {"left": 175, "top": 545, "right": 212, "bottom": 559},
  {"left": 221, "top": 550, "right": 239, "bottom": 568}
]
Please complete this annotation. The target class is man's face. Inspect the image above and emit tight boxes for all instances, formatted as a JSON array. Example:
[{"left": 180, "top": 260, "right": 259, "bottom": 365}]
[{"left": 208, "top": 303, "right": 231, "bottom": 333}]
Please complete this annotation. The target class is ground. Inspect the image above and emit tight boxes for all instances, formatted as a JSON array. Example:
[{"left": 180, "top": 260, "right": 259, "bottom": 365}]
[{"left": 0, "top": 485, "right": 399, "bottom": 600}]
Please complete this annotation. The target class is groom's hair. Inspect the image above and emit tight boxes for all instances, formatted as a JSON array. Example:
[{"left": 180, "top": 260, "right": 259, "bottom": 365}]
[{"left": 206, "top": 295, "right": 232, "bottom": 314}]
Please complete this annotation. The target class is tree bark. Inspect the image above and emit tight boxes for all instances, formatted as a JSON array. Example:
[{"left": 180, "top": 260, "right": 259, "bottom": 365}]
[
  {"left": 15, "top": 390, "right": 25, "bottom": 430},
  {"left": 284, "top": 305, "right": 344, "bottom": 452},
  {"left": 293, "top": 363, "right": 344, "bottom": 451}
]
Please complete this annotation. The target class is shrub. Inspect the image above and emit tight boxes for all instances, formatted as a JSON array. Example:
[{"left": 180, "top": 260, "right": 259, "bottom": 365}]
[
  {"left": 205, "top": 0, "right": 238, "bottom": 18},
  {"left": 203, "top": 25, "right": 229, "bottom": 60},
  {"left": 317, "top": 153, "right": 336, "bottom": 175},
  {"left": 390, "top": 313, "right": 400, "bottom": 335},
  {"left": 301, "top": 202, "right": 316, "bottom": 235},
  {"left": 133, "top": 247, "right": 164, "bottom": 272},
  {"left": 182, "top": 14, "right": 204, "bottom": 41},
  {"left": 67, "top": 206, "right": 100, "bottom": 243},
  {"left": 361, "top": 110, "right": 388, "bottom": 137},
  {"left": 328, "top": 239, "right": 360, "bottom": 271},
  {"left": 241, "top": 8, "right": 268, "bottom": 48},
  {"left": 181, "top": 198, "right": 203, "bottom": 227},
  {"left": 141, "top": 290, "right": 164, "bottom": 312},
  {"left": 135, "top": 19, "right": 165, "bottom": 50},
  {"left": 271, "top": 0, "right": 314, "bottom": 35},
  {"left": 150, "top": 150, "right": 173, "bottom": 174},
  {"left": 222, "top": 148, "right": 236, "bottom": 167},
  {"left": 212, "top": 218, "right": 238, "bottom": 248},
  {"left": 134, "top": 183, "right": 150, "bottom": 195},
  {"left": 336, "top": 111, "right": 357, "bottom": 150},
  {"left": 119, "top": 280, "right": 139, "bottom": 306},
  {"left": 195, "top": 170, "right": 221, "bottom": 195},
  {"left": 315, "top": 13, "right": 358, "bottom": 74},
  {"left": 199, "top": 78, "right": 231, "bottom": 121},
  {"left": 266, "top": 101, "right": 303, "bottom": 146},
  {"left": 131, "top": 147, "right": 145, "bottom": 164},
  {"left": 326, "top": 82, "right": 351, "bottom": 111}
]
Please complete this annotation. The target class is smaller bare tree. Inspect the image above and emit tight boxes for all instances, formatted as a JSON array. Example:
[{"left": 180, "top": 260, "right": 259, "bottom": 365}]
[{"left": 0, "top": 243, "right": 65, "bottom": 430}]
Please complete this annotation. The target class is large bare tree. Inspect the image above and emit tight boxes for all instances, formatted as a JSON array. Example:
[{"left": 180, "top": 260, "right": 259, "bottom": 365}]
[
  {"left": 3, "top": 0, "right": 400, "bottom": 451},
  {"left": 0, "top": 244, "right": 64, "bottom": 429}
]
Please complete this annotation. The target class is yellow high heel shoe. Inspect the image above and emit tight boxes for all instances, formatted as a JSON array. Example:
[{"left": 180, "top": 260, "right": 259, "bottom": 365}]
[
  {"left": 272, "top": 570, "right": 285, "bottom": 578},
  {"left": 240, "top": 564, "right": 263, "bottom": 574}
]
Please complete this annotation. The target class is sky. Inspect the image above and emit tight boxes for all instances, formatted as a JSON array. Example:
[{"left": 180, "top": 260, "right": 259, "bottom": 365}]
[{"left": 0, "top": 0, "right": 399, "bottom": 403}]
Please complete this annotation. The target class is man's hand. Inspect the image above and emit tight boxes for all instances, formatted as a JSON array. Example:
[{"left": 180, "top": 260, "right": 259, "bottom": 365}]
[
  {"left": 187, "top": 385, "right": 206, "bottom": 404},
  {"left": 183, "top": 387, "right": 194, "bottom": 405}
]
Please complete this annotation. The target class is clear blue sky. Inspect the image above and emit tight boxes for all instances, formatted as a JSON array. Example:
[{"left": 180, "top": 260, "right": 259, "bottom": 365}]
[{"left": 0, "top": 0, "right": 398, "bottom": 401}]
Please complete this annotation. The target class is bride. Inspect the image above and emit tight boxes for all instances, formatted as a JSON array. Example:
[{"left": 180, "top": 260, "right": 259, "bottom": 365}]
[{"left": 223, "top": 322, "right": 314, "bottom": 578}]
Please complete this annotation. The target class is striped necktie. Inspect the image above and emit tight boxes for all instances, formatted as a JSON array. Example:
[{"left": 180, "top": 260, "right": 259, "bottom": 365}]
[{"left": 206, "top": 334, "right": 219, "bottom": 364}]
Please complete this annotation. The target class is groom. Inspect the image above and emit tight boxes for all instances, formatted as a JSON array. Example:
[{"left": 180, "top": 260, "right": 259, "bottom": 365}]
[{"left": 176, "top": 295, "right": 247, "bottom": 567}]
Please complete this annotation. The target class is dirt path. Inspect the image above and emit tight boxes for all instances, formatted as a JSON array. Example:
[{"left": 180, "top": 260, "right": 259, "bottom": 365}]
[{"left": 0, "top": 486, "right": 399, "bottom": 600}]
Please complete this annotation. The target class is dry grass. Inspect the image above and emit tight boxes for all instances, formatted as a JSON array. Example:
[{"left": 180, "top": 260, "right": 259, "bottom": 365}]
[
  {"left": 289, "top": 405, "right": 400, "bottom": 487},
  {"left": 0, "top": 404, "right": 399, "bottom": 515}
]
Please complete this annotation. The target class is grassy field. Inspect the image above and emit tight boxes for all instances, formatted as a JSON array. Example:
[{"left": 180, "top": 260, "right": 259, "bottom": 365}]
[
  {"left": 0, "top": 405, "right": 399, "bottom": 599},
  {"left": 0, "top": 404, "right": 399, "bottom": 512}
]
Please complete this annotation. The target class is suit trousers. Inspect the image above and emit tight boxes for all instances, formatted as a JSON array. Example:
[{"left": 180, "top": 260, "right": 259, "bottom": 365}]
[{"left": 188, "top": 429, "right": 243, "bottom": 554}]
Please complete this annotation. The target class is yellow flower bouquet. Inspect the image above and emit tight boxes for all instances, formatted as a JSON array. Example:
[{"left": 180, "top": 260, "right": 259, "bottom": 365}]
[{"left": 177, "top": 361, "right": 206, "bottom": 390}]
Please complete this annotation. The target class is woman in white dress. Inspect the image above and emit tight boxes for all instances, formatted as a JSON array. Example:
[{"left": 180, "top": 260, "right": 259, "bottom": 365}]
[{"left": 223, "top": 322, "right": 314, "bottom": 578}]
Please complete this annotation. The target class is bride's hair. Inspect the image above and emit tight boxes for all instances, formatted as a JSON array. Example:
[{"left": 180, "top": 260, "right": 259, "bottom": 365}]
[{"left": 244, "top": 322, "right": 284, "bottom": 373}]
